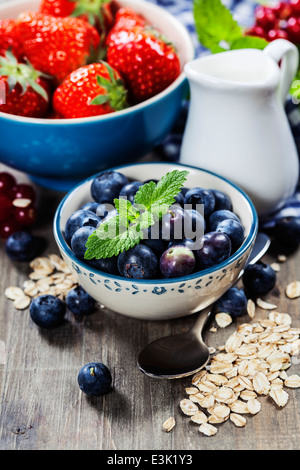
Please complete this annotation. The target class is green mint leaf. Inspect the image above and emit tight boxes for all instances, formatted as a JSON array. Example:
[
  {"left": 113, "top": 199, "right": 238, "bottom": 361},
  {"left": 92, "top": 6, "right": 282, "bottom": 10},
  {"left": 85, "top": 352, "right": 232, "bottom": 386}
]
[
  {"left": 230, "top": 36, "right": 269, "bottom": 51},
  {"left": 84, "top": 169, "right": 189, "bottom": 260},
  {"left": 193, "top": 0, "right": 243, "bottom": 53}
]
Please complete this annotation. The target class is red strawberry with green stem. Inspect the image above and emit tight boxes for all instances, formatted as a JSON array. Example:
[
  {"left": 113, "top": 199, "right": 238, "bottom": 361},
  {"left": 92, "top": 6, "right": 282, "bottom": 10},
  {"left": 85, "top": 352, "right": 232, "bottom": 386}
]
[
  {"left": 15, "top": 12, "right": 101, "bottom": 84},
  {"left": 105, "top": 6, "right": 146, "bottom": 47},
  {"left": 39, "top": 0, "right": 116, "bottom": 32},
  {"left": 0, "top": 50, "right": 50, "bottom": 118},
  {"left": 106, "top": 26, "right": 181, "bottom": 103},
  {"left": 53, "top": 61, "right": 128, "bottom": 118}
]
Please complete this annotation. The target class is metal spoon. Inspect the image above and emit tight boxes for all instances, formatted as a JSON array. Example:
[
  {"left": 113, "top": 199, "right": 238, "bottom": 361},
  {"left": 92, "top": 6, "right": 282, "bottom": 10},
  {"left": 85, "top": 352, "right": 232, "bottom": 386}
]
[{"left": 137, "top": 232, "right": 271, "bottom": 379}]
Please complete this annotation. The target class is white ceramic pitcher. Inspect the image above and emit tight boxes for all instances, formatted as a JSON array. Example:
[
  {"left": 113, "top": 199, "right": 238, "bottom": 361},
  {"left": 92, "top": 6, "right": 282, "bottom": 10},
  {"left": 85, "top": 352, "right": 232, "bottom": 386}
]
[{"left": 180, "top": 39, "right": 300, "bottom": 217}]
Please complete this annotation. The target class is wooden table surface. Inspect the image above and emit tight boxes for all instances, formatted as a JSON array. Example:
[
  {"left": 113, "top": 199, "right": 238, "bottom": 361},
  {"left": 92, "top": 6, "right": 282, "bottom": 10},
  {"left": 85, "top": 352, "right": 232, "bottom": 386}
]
[{"left": 0, "top": 163, "right": 300, "bottom": 451}]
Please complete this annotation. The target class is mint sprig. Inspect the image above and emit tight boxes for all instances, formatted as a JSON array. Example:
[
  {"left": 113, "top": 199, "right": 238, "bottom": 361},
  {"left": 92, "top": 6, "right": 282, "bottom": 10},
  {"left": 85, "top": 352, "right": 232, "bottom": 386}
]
[
  {"left": 84, "top": 169, "right": 189, "bottom": 260},
  {"left": 193, "top": 0, "right": 268, "bottom": 53}
]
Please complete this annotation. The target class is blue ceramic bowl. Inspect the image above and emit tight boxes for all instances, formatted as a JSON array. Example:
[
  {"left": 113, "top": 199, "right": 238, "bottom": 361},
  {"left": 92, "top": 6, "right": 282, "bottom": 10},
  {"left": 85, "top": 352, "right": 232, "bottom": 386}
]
[
  {"left": 53, "top": 162, "right": 258, "bottom": 320},
  {"left": 0, "top": 0, "right": 194, "bottom": 191}
]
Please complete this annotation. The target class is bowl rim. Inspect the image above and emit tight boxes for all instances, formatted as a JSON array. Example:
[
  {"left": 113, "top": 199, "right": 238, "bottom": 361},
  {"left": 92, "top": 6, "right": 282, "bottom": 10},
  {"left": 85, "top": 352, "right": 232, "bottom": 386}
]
[
  {"left": 53, "top": 162, "right": 259, "bottom": 285},
  {"left": 0, "top": 0, "right": 195, "bottom": 125}
]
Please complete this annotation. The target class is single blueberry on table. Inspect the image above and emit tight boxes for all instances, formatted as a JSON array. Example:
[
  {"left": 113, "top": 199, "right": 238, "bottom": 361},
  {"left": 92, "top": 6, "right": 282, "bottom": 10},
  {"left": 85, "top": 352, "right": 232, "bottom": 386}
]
[
  {"left": 71, "top": 226, "right": 96, "bottom": 260},
  {"left": 242, "top": 262, "right": 276, "bottom": 298},
  {"left": 66, "top": 286, "right": 95, "bottom": 316},
  {"left": 91, "top": 171, "right": 128, "bottom": 204},
  {"left": 208, "top": 209, "right": 241, "bottom": 232},
  {"left": 273, "top": 216, "right": 300, "bottom": 247},
  {"left": 119, "top": 181, "right": 142, "bottom": 204},
  {"left": 29, "top": 295, "right": 66, "bottom": 328},
  {"left": 65, "top": 210, "right": 101, "bottom": 245},
  {"left": 79, "top": 201, "right": 99, "bottom": 213},
  {"left": 196, "top": 231, "right": 232, "bottom": 270},
  {"left": 5, "top": 231, "right": 38, "bottom": 261},
  {"left": 85, "top": 255, "right": 119, "bottom": 275},
  {"left": 211, "top": 189, "right": 232, "bottom": 211},
  {"left": 78, "top": 362, "right": 112, "bottom": 397},
  {"left": 215, "top": 287, "right": 247, "bottom": 318},
  {"left": 216, "top": 219, "right": 245, "bottom": 253},
  {"left": 117, "top": 244, "right": 158, "bottom": 279},
  {"left": 184, "top": 187, "right": 215, "bottom": 217},
  {"left": 160, "top": 245, "right": 195, "bottom": 278}
]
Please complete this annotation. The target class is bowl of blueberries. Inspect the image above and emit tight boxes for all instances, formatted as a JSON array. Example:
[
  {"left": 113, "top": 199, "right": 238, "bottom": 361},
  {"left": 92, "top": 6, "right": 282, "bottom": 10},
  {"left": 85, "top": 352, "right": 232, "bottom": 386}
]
[{"left": 53, "top": 162, "right": 258, "bottom": 320}]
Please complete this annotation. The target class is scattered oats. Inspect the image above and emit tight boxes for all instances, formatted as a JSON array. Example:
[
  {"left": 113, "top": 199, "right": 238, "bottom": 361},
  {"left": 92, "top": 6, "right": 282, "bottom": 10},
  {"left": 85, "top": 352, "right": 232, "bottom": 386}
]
[
  {"left": 286, "top": 281, "right": 300, "bottom": 299},
  {"left": 253, "top": 372, "right": 270, "bottom": 395},
  {"left": 256, "top": 298, "right": 277, "bottom": 310},
  {"left": 199, "top": 395, "right": 215, "bottom": 409},
  {"left": 207, "top": 414, "right": 227, "bottom": 424},
  {"left": 270, "top": 262, "right": 280, "bottom": 272},
  {"left": 185, "top": 387, "right": 199, "bottom": 395},
  {"left": 247, "top": 299, "right": 256, "bottom": 319},
  {"left": 279, "top": 371, "right": 288, "bottom": 381},
  {"left": 229, "top": 400, "right": 249, "bottom": 414},
  {"left": 213, "top": 386, "right": 234, "bottom": 403},
  {"left": 215, "top": 312, "right": 232, "bottom": 328},
  {"left": 206, "top": 374, "right": 228, "bottom": 386},
  {"left": 210, "top": 362, "right": 233, "bottom": 375},
  {"left": 179, "top": 399, "right": 199, "bottom": 416},
  {"left": 277, "top": 254, "right": 287, "bottom": 262},
  {"left": 191, "top": 370, "right": 207, "bottom": 385},
  {"left": 189, "top": 393, "right": 204, "bottom": 404},
  {"left": 48, "top": 254, "right": 70, "bottom": 273},
  {"left": 163, "top": 417, "right": 175, "bottom": 433},
  {"left": 199, "top": 423, "right": 217, "bottom": 437},
  {"left": 190, "top": 411, "right": 207, "bottom": 425},
  {"left": 197, "top": 380, "right": 217, "bottom": 393},
  {"left": 208, "top": 346, "right": 216, "bottom": 354},
  {"left": 247, "top": 398, "right": 261, "bottom": 415},
  {"left": 225, "top": 332, "right": 243, "bottom": 353},
  {"left": 269, "top": 386, "right": 289, "bottom": 407},
  {"left": 240, "top": 390, "right": 257, "bottom": 401},
  {"left": 284, "top": 375, "right": 300, "bottom": 388},
  {"left": 230, "top": 413, "right": 246, "bottom": 427},
  {"left": 211, "top": 404, "right": 230, "bottom": 419},
  {"left": 12, "top": 198, "right": 32, "bottom": 208},
  {"left": 13, "top": 295, "right": 31, "bottom": 310},
  {"left": 5, "top": 286, "right": 24, "bottom": 300},
  {"left": 209, "top": 326, "right": 217, "bottom": 333}
]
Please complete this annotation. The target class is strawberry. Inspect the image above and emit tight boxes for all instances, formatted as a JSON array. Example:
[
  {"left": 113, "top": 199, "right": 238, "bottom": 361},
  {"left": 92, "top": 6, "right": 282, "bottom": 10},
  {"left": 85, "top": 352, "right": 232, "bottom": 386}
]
[
  {"left": 53, "top": 61, "right": 128, "bottom": 118},
  {"left": 39, "top": 0, "right": 116, "bottom": 32},
  {"left": 15, "top": 12, "right": 101, "bottom": 84},
  {"left": 106, "top": 26, "right": 181, "bottom": 103},
  {"left": 105, "top": 7, "right": 146, "bottom": 47},
  {"left": 0, "top": 19, "right": 23, "bottom": 60},
  {"left": 0, "top": 50, "right": 50, "bottom": 118}
]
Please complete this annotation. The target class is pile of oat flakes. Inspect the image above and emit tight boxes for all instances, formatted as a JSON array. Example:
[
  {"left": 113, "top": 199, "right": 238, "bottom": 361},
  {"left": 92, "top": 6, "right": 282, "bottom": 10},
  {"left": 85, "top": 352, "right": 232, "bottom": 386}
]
[
  {"left": 4, "top": 254, "right": 78, "bottom": 309},
  {"left": 164, "top": 275, "right": 300, "bottom": 437}
]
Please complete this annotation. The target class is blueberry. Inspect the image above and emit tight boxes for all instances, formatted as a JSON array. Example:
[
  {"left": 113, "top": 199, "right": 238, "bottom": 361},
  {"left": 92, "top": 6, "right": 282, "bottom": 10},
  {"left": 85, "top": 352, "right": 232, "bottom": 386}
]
[
  {"left": 242, "top": 262, "right": 276, "bottom": 298},
  {"left": 119, "top": 181, "right": 142, "bottom": 204},
  {"left": 71, "top": 226, "right": 96, "bottom": 260},
  {"left": 215, "top": 287, "right": 247, "bottom": 318},
  {"left": 273, "top": 216, "right": 300, "bottom": 246},
  {"left": 66, "top": 286, "right": 95, "bottom": 316},
  {"left": 117, "top": 244, "right": 158, "bottom": 279},
  {"left": 86, "top": 255, "right": 119, "bottom": 275},
  {"left": 184, "top": 188, "right": 215, "bottom": 217},
  {"left": 216, "top": 219, "right": 245, "bottom": 252},
  {"left": 29, "top": 295, "right": 66, "bottom": 328},
  {"left": 173, "top": 191, "right": 184, "bottom": 206},
  {"left": 208, "top": 209, "right": 240, "bottom": 232},
  {"left": 97, "top": 205, "right": 118, "bottom": 222},
  {"left": 142, "top": 224, "right": 169, "bottom": 257},
  {"left": 80, "top": 201, "right": 99, "bottom": 213},
  {"left": 91, "top": 171, "right": 128, "bottom": 204},
  {"left": 143, "top": 178, "right": 159, "bottom": 184},
  {"left": 5, "top": 231, "right": 38, "bottom": 261},
  {"left": 211, "top": 189, "right": 232, "bottom": 211},
  {"left": 185, "top": 209, "right": 205, "bottom": 242},
  {"left": 65, "top": 210, "right": 101, "bottom": 245},
  {"left": 161, "top": 206, "right": 187, "bottom": 241},
  {"left": 196, "top": 231, "right": 231, "bottom": 270},
  {"left": 168, "top": 238, "right": 197, "bottom": 251},
  {"left": 160, "top": 245, "right": 195, "bottom": 278},
  {"left": 77, "top": 362, "right": 112, "bottom": 397}
]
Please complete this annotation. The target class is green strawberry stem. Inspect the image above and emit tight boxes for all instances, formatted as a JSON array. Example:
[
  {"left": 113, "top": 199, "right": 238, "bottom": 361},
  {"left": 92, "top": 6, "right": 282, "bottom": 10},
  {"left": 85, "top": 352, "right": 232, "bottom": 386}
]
[
  {"left": 0, "top": 50, "right": 49, "bottom": 101},
  {"left": 90, "top": 61, "right": 128, "bottom": 111},
  {"left": 70, "top": 0, "right": 110, "bottom": 28}
]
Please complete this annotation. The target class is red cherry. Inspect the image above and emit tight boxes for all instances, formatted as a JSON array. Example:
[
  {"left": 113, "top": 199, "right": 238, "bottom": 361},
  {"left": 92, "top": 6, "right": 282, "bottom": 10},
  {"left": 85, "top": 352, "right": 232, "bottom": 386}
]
[
  {"left": 0, "top": 172, "right": 16, "bottom": 195},
  {"left": 14, "top": 205, "right": 38, "bottom": 226},
  {"left": 13, "top": 184, "right": 36, "bottom": 204},
  {"left": 267, "top": 28, "right": 289, "bottom": 41},
  {"left": 255, "top": 6, "right": 277, "bottom": 30},
  {"left": 272, "top": 2, "right": 293, "bottom": 19},
  {"left": 245, "top": 26, "right": 266, "bottom": 38},
  {"left": 0, "top": 195, "right": 13, "bottom": 221},
  {"left": 285, "top": 16, "right": 300, "bottom": 42},
  {"left": 291, "top": 0, "right": 300, "bottom": 16},
  {"left": 0, "top": 217, "right": 22, "bottom": 239}
]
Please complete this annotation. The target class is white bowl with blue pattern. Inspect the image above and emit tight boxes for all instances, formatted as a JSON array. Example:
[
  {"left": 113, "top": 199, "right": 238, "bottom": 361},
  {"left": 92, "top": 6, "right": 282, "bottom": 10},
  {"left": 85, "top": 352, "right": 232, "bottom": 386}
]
[{"left": 53, "top": 163, "right": 258, "bottom": 320}]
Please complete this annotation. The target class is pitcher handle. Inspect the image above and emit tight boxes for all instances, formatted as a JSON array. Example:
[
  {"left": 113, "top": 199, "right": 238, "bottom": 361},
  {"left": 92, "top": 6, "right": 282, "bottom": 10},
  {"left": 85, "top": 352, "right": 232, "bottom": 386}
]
[{"left": 263, "top": 39, "right": 299, "bottom": 103}]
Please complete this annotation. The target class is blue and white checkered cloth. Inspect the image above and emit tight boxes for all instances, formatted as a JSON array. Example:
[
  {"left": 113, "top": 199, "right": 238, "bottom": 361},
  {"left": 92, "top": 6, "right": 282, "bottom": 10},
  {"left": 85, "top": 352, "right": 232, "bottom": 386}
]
[{"left": 149, "top": 0, "right": 300, "bottom": 226}]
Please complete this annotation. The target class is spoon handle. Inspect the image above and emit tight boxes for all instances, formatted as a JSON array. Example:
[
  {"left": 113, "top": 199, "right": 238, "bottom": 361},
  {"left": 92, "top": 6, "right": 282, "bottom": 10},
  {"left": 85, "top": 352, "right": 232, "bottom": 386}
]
[{"left": 191, "top": 305, "right": 212, "bottom": 340}]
